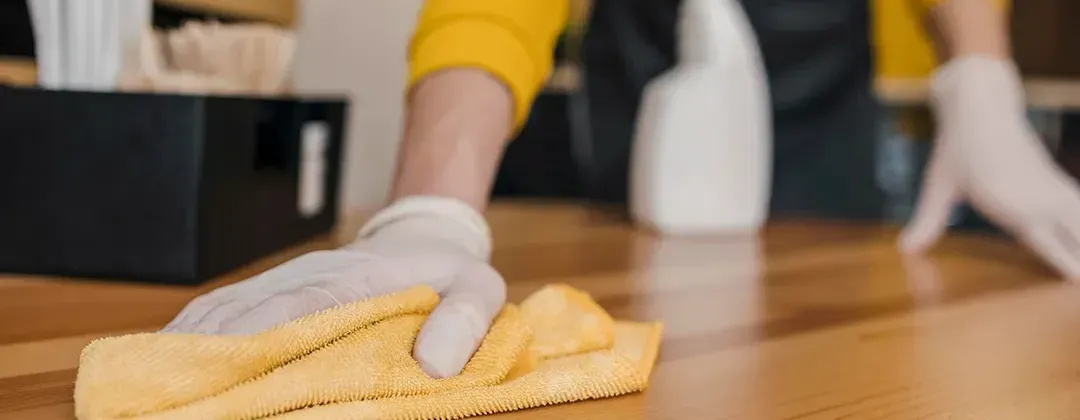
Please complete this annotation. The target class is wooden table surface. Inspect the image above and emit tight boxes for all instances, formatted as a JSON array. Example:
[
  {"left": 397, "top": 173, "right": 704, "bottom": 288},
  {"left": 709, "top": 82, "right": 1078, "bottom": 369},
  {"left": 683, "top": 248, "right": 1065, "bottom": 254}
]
[{"left": 3, "top": 203, "right": 1079, "bottom": 419}]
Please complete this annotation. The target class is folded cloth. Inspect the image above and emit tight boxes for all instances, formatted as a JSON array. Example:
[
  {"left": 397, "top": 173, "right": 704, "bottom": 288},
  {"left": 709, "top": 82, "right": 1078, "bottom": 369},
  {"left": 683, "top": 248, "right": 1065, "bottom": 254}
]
[{"left": 74, "top": 285, "right": 663, "bottom": 419}]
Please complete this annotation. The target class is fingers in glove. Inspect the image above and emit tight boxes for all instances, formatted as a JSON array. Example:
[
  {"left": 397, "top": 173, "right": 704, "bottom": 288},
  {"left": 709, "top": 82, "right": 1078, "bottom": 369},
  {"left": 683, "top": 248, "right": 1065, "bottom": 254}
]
[
  {"left": 1054, "top": 201, "right": 1080, "bottom": 281},
  {"left": 214, "top": 280, "right": 356, "bottom": 335},
  {"left": 166, "top": 298, "right": 256, "bottom": 335},
  {"left": 161, "top": 250, "right": 358, "bottom": 333},
  {"left": 1058, "top": 190, "right": 1080, "bottom": 250},
  {"left": 413, "top": 264, "right": 506, "bottom": 378},
  {"left": 900, "top": 154, "right": 960, "bottom": 253},
  {"left": 901, "top": 254, "right": 945, "bottom": 305},
  {"left": 1021, "top": 224, "right": 1080, "bottom": 280},
  {"left": 161, "top": 287, "right": 242, "bottom": 333},
  {"left": 1058, "top": 212, "right": 1080, "bottom": 251}
]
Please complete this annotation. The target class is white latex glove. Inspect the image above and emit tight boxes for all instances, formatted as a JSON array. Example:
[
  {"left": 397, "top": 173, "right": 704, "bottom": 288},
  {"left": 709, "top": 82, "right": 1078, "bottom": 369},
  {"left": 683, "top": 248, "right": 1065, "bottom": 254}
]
[
  {"left": 900, "top": 56, "right": 1080, "bottom": 279},
  {"left": 162, "top": 197, "right": 507, "bottom": 378}
]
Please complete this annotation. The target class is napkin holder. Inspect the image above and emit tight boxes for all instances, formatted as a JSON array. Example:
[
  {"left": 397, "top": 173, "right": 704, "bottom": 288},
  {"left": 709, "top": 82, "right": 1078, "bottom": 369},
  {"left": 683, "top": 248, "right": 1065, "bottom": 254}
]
[{"left": 0, "top": 87, "right": 348, "bottom": 285}]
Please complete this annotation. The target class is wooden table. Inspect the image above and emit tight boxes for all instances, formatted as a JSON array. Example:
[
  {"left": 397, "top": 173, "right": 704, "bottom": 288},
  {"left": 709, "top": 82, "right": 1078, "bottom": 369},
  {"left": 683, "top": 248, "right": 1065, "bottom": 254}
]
[{"left": 2, "top": 203, "right": 1079, "bottom": 419}]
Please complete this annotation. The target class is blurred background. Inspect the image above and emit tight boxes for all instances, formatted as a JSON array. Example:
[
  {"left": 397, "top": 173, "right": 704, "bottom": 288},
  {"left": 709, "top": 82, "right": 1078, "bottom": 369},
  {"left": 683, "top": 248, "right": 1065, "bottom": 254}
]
[
  {"left": 4, "top": 4, "right": 1079, "bottom": 414},
  {"left": 2, "top": 0, "right": 1080, "bottom": 235}
]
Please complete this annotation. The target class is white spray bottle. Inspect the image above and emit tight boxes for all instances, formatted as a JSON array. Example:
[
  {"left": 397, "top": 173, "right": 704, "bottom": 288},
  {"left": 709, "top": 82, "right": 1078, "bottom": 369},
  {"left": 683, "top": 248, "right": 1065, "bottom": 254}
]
[{"left": 629, "top": 0, "right": 772, "bottom": 235}]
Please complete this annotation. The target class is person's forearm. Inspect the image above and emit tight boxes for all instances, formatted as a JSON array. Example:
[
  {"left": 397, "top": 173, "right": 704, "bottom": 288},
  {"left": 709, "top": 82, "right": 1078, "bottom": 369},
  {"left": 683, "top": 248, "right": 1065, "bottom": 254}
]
[
  {"left": 926, "top": 0, "right": 1010, "bottom": 60},
  {"left": 389, "top": 69, "right": 515, "bottom": 212},
  {"left": 389, "top": 0, "right": 570, "bottom": 212}
]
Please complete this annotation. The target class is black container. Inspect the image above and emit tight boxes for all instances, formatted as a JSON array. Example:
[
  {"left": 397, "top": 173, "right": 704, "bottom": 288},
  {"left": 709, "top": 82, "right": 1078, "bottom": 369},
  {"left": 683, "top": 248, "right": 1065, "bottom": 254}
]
[{"left": 0, "top": 87, "right": 348, "bottom": 285}]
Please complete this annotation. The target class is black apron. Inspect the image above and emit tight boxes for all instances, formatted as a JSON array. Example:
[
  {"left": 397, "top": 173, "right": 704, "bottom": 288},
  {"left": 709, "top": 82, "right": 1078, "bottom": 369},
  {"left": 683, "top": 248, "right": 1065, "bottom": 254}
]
[{"left": 574, "top": 0, "right": 887, "bottom": 219}]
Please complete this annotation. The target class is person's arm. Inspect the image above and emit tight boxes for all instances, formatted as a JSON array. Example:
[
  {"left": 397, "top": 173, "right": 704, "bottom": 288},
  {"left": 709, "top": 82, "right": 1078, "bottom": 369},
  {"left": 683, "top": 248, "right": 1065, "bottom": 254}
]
[
  {"left": 389, "top": 0, "right": 571, "bottom": 212},
  {"left": 922, "top": 0, "right": 1010, "bottom": 60}
]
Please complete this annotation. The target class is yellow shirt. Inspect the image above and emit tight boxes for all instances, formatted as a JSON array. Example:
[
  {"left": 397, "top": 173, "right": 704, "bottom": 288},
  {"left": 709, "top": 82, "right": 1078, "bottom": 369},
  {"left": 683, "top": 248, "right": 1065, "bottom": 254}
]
[{"left": 409, "top": 0, "right": 998, "bottom": 129}]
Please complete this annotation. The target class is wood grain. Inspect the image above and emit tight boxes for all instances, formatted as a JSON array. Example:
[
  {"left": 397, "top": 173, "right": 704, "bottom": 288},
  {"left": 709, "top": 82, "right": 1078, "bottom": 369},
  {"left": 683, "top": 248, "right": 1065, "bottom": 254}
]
[
  {"left": 0, "top": 56, "right": 36, "bottom": 86},
  {"left": 2, "top": 202, "right": 1078, "bottom": 419}
]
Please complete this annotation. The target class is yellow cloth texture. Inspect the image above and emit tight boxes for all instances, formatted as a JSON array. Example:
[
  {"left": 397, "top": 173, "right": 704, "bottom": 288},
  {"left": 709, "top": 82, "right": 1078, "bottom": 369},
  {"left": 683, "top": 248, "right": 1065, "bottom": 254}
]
[
  {"left": 74, "top": 285, "right": 663, "bottom": 420},
  {"left": 409, "top": 0, "right": 1011, "bottom": 129}
]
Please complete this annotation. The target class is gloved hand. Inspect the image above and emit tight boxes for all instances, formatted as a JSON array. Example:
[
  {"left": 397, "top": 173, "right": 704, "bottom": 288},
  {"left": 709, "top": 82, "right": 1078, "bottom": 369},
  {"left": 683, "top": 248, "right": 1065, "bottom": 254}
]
[
  {"left": 900, "top": 56, "right": 1080, "bottom": 279},
  {"left": 161, "top": 196, "right": 507, "bottom": 378}
]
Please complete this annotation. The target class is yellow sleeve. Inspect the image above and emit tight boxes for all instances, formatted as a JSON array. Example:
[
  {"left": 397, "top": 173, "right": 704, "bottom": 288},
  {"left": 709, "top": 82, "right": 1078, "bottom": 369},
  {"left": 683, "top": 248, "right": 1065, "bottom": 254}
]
[
  {"left": 408, "top": 0, "right": 570, "bottom": 129},
  {"left": 875, "top": 0, "right": 1011, "bottom": 79}
]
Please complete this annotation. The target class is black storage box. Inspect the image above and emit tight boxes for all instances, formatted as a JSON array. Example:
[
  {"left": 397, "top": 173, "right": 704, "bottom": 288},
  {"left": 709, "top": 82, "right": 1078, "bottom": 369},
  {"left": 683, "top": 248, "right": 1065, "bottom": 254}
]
[{"left": 0, "top": 87, "right": 348, "bottom": 285}]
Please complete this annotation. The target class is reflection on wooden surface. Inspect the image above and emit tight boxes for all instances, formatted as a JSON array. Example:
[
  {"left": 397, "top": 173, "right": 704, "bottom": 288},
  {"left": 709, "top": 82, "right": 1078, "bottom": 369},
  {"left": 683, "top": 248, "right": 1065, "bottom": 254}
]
[{"left": 2, "top": 202, "right": 1078, "bottom": 419}]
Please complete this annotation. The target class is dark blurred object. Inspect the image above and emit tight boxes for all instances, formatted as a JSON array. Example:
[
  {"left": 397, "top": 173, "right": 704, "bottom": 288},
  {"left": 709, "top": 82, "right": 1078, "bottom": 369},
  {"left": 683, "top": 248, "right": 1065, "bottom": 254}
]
[
  {"left": 0, "top": 88, "right": 348, "bottom": 284},
  {"left": 494, "top": 93, "right": 584, "bottom": 199},
  {"left": 0, "top": 0, "right": 35, "bottom": 58},
  {"left": 155, "top": 0, "right": 295, "bottom": 26},
  {"left": 1012, "top": 0, "right": 1080, "bottom": 76},
  {"left": 1056, "top": 114, "right": 1080, "bottom": 181},
  {"left": 154, "top": 3, "right": 246, "bottom": 29}
]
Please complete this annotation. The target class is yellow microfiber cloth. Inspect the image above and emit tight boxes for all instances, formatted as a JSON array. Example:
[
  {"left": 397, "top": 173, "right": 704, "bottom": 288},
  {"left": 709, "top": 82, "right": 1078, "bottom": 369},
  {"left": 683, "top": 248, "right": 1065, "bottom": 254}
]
[{"left": 74, "top": 284, "right": 663, "bottom": 419}]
